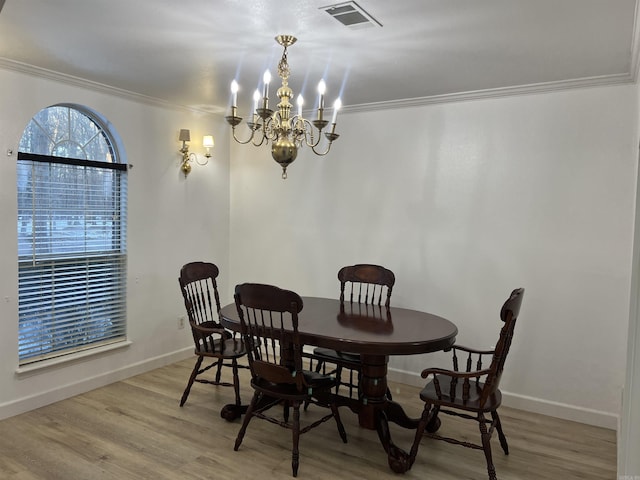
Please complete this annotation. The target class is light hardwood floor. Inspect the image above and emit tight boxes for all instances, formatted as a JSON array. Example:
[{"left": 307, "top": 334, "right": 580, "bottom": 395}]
[{"left": 0, "top": 358, "right": 617, "bottom": 479}]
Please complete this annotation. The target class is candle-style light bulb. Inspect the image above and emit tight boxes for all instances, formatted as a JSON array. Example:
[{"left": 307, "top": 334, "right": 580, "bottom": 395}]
[
  {"left": 230, "top": 80, "right": 239, "bottom": 108},
  {"left": 332, "top": 98, "right": 342, "bottom": 124},
  {"left": 297, "top": 94, "right": 304, "bottom": 117},
  {"left": 317, "top": 79, "right": 326, "bottom": 109},
  {"left": 317, "top": 79, "right": 326, "bottom": 121},
  {"left": 253, "top": 89, "right": 261, "bottom": 114},
  {"left": 263, "top": 70, "right": 271, "bottom": 99}
]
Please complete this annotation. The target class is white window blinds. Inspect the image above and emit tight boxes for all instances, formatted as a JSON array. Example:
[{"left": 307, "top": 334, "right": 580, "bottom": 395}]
[{"left": 17, "top": 106, "right": 127, "bottom": 364}]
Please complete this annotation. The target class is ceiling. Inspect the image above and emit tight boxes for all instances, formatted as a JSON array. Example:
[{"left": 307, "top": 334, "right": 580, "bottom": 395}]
[{"left": 0, "top": 0, "right": 637, "bottom": 115}]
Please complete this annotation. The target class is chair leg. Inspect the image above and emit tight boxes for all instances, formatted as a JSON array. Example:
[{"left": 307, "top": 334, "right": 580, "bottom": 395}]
[
  {"left": 335, "top": 365, "right": 344, "bottom": 394},
  {"left": 478, "top": 413, "right": 497, "bottom": 480},
  {"left": 232, "top": 360, "right": 242, "bottom": 406},
  {"left": 234, "top": 391, "right": 259, "bottom": 451},
  {"left": 409, "top": 404, "right": 432, "bottom": 467},
  {"left": 330, "top": 402, "right": 348, "bottom": 443},
  {"left": 180, "top": 356, "right": 203, "bottom": 406},
  {"left": 291, "top": 400, "right": 301, "bottom": 477},
  {"left": 214, "top": 358, "right": 223, "bottom": 383},
  {"left": 314, "top": 359, "right": 324, "bottom": 374},
  {"left": 303, "top": 356, "right": 315, "bottom": 411},
  {"left": 284, "top": 401, "right": 290, "bottom": 423},
  {"left": 491, "top": 410, "right": 509, "bottom": 455},
  {"left": 425, "top": 405, "right": 442, "bottom": 433}
]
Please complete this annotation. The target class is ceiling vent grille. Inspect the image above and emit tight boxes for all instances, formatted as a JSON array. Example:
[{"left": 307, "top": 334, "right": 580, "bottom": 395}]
[{"left": 321, "top": 1, "right": 382, "bottom": 29}]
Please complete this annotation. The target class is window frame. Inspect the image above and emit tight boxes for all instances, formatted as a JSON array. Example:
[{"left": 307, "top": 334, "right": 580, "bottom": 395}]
[{"left": 16, "top": 104, "right": 128, "bottom": 366}]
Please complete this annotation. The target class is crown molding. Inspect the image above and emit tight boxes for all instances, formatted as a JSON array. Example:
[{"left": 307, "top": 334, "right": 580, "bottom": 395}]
[
  {"left": 0, "top": 56, "right": 634, "bottom": 118},
  {"left": 341, "top": 73, "right": 634, "bottom": 114},
  {"left": 0, "top": 57, "right": 220, "bottom": 116}
]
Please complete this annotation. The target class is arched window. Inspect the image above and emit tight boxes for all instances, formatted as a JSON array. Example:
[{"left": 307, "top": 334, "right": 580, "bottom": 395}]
[{"left": 17, "top": 105, "right": 128, "bottom": 364}]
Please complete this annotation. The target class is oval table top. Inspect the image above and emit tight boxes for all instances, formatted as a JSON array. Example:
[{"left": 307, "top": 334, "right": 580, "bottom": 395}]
[{"left": 220, "top": 296, "right": 458, "bottom": 356}]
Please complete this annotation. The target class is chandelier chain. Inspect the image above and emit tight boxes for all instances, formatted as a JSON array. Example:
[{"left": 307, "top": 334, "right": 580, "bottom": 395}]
[{"left": 278, "top": 46, "right": 290, "bottom": 83}]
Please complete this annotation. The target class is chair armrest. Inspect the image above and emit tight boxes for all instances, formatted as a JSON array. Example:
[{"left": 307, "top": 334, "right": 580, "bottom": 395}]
[
  {"left": 191, "top": 321, "right": 231, "bottom": 339},
  {"left": 453, "top": 344, "right": 495, "bottom": 355},
  {"left": 420, "top": 366, "right": 492, "bottom": 402},
  {"left": 420, "top": 366, "right": 492, "bottom": 380}
]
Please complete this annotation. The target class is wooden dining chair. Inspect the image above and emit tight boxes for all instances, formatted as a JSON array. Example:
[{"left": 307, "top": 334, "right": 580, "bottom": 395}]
[
  {"left": 408, "top": 288, "right": 525, "bottom": 480},
  {"left": 233, "top": 283, "right": 348, "bottom": 477},
  {"left": 178, "top": 262, "right": 247, "bottom": 419},
  {"left": 308, "top": 264, "right": 395, "bottom": 399}
]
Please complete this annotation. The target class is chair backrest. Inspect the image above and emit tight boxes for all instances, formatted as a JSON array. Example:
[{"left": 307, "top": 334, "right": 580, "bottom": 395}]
[
  {"left": 179, "top": 262, "right": 226, "bottom": 352},
  {"left": 480, "top": 288, "right": 524, "bottom": 406},
  {"left": 234, "top": 283, "right": 305, "bottom": 390},
  {"left": 338, "top": 264, "right": 395, "bottom": 307},
  {"left": 179, "top": 261, "right": 222, "bottom": 322}
]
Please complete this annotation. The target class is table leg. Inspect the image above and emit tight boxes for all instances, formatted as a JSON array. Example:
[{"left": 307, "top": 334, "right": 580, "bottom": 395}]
[
  {"left": 360, "top": 355, "right": 415, "bottom": 473},
  {"left": 357, "top": 354, "right": 387, "bottom": 428}
]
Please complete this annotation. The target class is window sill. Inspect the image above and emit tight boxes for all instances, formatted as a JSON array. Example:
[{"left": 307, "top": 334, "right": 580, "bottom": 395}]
[{"left": 15, "top": 340, "right": 132, "bottom": 377}]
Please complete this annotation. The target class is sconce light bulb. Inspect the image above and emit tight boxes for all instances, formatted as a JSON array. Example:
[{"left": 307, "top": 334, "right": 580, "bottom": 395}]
[
  {"left": 203, "top": 135, "right": 214, "bottom": 159},
  {"left": 203, "top": 135, "right": 214, "bottom": 149}
]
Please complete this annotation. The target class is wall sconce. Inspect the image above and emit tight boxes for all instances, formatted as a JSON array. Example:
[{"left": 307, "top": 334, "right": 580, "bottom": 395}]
[{"left": 178, "top": 129, "right": 212, "bottom": 176}]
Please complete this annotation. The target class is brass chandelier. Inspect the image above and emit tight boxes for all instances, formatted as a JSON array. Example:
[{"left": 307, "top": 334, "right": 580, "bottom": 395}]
[{"left": 225, "top": 35, "right": 342, "bottom": 179}]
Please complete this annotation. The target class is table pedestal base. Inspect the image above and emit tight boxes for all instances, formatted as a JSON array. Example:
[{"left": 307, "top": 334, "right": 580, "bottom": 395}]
[
  {"left": 220, "top": 403, "right": 247, "bottom": 421},
  {"left": 347, "top": 354, "right": 441, "bottom": 473}
]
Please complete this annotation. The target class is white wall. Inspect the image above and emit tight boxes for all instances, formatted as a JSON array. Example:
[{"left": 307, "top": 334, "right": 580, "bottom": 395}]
[
  {"left": 0, "top": 67, "right": 231, "bottom": 419},
  {"left": 229, "top": 84, "right": 638, "bottom": 428},
  {"left": 619, "top": 80, "right": 640, "bottom": 476},
  {"left": 0, "top": 65, "right": 636, "bottom": 432}
]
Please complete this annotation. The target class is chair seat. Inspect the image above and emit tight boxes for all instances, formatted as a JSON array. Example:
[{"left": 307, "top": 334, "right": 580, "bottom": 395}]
[
  {"left": 312, "top": 347, "right": 361, "bottom": 368},
  {"left": 301, "top": 369, "right": 338, "bottom": 389},
  {"left": 252, "top": 370, "right": 337, "bottom": 399},
  {"left": 195, "top": 336, "right": 246, "bottom": 359},
  {"left": 419, "top": 375, "right": 502, "bottom": 413}
]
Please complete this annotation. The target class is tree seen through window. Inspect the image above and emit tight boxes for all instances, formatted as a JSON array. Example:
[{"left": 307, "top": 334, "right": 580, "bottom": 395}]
[{"left": 17, "top": 105, "right": 127, "bottom": 363}]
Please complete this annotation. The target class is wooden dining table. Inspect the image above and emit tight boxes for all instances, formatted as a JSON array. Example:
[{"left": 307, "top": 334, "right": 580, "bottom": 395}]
[{"left": 219, "top": 296, "right": 458, "bottom": 473}]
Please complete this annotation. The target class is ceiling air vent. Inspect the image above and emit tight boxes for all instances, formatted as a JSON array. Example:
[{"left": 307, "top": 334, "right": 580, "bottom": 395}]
[{"left": 321, "top": 1, "right": 382, "bottom": 29}]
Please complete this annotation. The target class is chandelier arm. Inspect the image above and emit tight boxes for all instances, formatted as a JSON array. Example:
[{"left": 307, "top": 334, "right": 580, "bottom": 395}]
[
  {"left": 230, "top": 126, "right": 259, "bottom": 145},
  {"left": 303, "top": 134, "right": 322, "bottom": 148},
  {"left": 256, "top": 115, "right": 277, "bottom": 144},
  {"left": 310, "top": 142, "right": 335, "bottom": 157},
  {"left": 296, "top": 118, "right": 323, "bottom": 149},
  {"left": 251, "top": 131, "right": 268, "bottom": 147}
]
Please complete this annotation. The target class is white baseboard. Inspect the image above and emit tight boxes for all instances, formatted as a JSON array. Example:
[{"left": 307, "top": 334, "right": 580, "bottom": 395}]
[
  {"left": 0, "top": 347, "right": 193, "bottom": 421},
  {"left": 2, "top": 351, "right": 619, "bottom": 432},
  {"left": 387, "top": 367, "right": 618, "bottom": 431}
]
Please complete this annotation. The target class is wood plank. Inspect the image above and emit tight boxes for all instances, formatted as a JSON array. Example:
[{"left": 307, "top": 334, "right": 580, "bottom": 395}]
[{"left": 0, "top": 358, "right": 616, "bottom": 479}]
